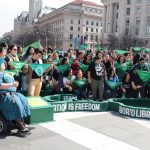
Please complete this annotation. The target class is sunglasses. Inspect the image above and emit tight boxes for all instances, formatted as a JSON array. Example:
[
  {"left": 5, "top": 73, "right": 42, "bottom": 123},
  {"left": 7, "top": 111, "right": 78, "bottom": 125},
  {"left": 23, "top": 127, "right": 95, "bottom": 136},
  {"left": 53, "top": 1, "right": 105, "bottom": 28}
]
[{"left": 13, "top": 49, "right": 17, "bottom": 51}]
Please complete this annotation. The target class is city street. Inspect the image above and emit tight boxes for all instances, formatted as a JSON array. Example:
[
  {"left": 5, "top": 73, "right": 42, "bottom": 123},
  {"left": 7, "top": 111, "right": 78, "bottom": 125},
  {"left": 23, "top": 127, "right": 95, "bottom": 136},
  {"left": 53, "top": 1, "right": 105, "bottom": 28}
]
[{"left": 1, "top": 111, "right": 150, "bottom": 150}]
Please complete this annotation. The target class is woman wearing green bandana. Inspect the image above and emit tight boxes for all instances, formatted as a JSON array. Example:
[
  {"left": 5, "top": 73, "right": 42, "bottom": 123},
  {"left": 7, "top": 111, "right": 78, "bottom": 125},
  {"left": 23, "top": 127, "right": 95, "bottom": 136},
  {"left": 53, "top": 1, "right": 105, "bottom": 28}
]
[
  {"left": 73, "top": 70, "right": 87, "bottom": 99},
  {"left": 0, "top": 45, "right": 30, "bottom": 133},
  {"left": 63, "top": 69, "right": 76, "bottom": 93}
]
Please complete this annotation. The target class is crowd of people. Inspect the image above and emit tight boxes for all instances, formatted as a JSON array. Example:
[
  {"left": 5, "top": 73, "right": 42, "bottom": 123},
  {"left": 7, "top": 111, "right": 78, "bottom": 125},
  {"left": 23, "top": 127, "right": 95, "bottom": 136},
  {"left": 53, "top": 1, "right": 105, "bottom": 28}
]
[
  {"left": 0, "top": 41, "right": 150, "bottom": 133},
  {"left": 1, "top": 41, "right": 150, "bottom": 100}
]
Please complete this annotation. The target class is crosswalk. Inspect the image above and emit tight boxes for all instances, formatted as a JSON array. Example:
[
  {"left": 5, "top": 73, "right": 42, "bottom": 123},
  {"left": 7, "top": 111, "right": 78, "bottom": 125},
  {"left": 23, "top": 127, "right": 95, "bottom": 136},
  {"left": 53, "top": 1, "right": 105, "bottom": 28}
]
[{"left": 40, "top": 112, "right": 147, "bottom": 150}]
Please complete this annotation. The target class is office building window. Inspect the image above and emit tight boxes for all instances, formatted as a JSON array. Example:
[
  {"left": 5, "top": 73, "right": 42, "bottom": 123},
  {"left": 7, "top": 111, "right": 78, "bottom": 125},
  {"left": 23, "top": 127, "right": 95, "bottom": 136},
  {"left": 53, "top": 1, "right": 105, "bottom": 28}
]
[
  {"left": 70, "top": 19, "right": 74, "bottom": 24},
  {"left": 136, "top": 7, "right": 141, "bottom": 15},
  {"left": 126, "top": 8, "right": 130, "bottom": 15},
  {"left": 91, "top": 21, "right": 94, "bottom": 26},
  {"left": 127, "top": 0, "right": 131, "bottom": 5},
  {"left": 135, "top": 28, "right": 139, "bottom": 35},
  {"left": 95, "top": 35, "right": 98, "bottom": 42},
  {"left": 90, "top": 35, "right": 94, "bottom": 41},
  {"left": 86, "top": 27, "right": 88, "bottom": 31},
  {"left": 136, "top": 17, "right": 141, "bottom": 25},
  {"left": 125, "top": 28, "right": 129, "bottom": 35},
  {"left": 70, "top": 34, "right": 73, "bottom": 40},
  {"left": 78, "top": 20, "right": 80, "bottom": 24},
  {"left": 85, "top": 34, "right": 88, "bottom": 41},
  {"left": 146, "top": 26, "right": 150, "bottom": 35},
  {"left": 147, "top": 5, "right": 150, "bottom": 13},
  {"left": 137, "top": 0, "right": 142, "bottom": 4},
  {"left": 116, "top": 13, "right": 118, "bottom": 19},
  {"left": 86, "top": 20, "right": 89, "bottom": 25},
  {"left": 91, "top": 28, "right": 94, "bottom": 32},
  {"left": 70, "top": 26, "right": 73, "bottom": 31},
  {"left": 70, "top": 43, "right": 73, "bottom": 47},
  {"left": 96, "top": 29, "right": 99, "bottom": 33},
  {"left": 96, "top": 22, "right": 99, "bottom": 26},
  {"left": 78, "top": 27, "right": 80, "bottom": 31},
  {"left": 126, "top": 18, "right": 130, "bottom": 26}
]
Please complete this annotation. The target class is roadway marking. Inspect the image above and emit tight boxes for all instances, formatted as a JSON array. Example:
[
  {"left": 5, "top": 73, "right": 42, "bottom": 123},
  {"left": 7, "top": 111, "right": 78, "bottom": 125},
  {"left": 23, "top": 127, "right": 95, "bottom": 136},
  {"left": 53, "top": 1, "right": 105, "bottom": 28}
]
[{"left": 40, "top": 112, "right": 140, "bottom": 150}]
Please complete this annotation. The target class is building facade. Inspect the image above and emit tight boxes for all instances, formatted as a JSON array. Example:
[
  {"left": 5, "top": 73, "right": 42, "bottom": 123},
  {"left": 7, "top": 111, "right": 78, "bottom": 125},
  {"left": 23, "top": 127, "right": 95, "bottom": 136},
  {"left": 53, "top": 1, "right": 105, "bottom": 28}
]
[
  {"left": 13, "top": 0, "right": 103, "bottom": 51},
  {"left": 36, "top": 0, "right": 103, "bottom": 50},
  {"left": 102, "top": 0, "right": 150, "bottom": 47}
]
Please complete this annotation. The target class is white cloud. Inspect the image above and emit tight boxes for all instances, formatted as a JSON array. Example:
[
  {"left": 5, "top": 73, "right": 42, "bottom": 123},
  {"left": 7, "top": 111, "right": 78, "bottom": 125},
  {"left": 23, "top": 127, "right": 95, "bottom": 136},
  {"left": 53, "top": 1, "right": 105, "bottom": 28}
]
[{"left": 0, "top": 0, "right": 103, "bottom": 37}]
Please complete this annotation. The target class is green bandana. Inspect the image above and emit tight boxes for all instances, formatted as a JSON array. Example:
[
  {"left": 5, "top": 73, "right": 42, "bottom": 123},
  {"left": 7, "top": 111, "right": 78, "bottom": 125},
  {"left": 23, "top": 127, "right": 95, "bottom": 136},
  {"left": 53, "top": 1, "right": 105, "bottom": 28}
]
[
  {"left": 78, "top": 62, "right": 88, "bottom": 72},
  {"left": 29, "top": 64, "right": 50, "bottom": 76},
  {"left": 138, "top": 70, "right": 150, "bottom": 82},
  {"left": 115, "top": 63, "right": 128, "bottom": 79},
  {"left": 115, "top": 50, "right": 127, "bottom": 55},
  {"left": 73, "top": 78, "right": 87, "bottom": 87},
  {"left": 106, "top": 80, "right": 120, "bottom": 90},
  {"left": 57, "top": 64, "right": 69, "bottom": 74},
  {"left": 11, "top": 61, "right": 26, "bottom": 70},
  {"left": 52, "top": 59, "right": 60, "bottom": 66},
  {"left": 132, "top": 47, "right": 142, "bottom": 52},
  {"left": 23, "top": 40, "right": 40, "bottom": 52},
  {"left": 4, "top": 70, "right": 18, "bottom": 76},
  {"left": 145, "top": 48, "right": 150, "bottom": 53}
]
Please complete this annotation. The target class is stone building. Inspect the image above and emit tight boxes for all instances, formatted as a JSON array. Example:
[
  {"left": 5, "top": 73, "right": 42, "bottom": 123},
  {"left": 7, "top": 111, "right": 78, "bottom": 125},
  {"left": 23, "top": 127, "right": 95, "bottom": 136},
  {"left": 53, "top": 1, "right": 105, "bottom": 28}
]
[
  {"left": 13, "top": 0, "right": 103, "bottom": 51},
  {"left": 102, "top": 0, "right": 150, "bottom": 47}
]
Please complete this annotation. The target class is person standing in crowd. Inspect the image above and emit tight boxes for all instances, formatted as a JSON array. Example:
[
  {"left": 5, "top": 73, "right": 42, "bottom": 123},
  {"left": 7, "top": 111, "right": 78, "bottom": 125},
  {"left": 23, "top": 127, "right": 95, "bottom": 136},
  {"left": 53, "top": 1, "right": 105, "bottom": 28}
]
[
  {"left": 73, "top": 70, "right": 87, "bottom": 99},
  {"left": 88, "top": 56, "right": 107, "bottom": 101},
  {"left": 22, "top": 46, "right": 34, "bottom": 61},
  {"left": 120, "top": 72, "right": 132, "bottom": 98},
  {"left": 26, "top": 48, "right": 43, "bottom": 96},
  {"left": 5, "top": 44, "right": 19, "bottom": 70},
  {"left": 0, "top": 45, "right": 30, "bottom": 133},
  {"left": 63, "top": 69, "right": 76, "bottom": 93}
]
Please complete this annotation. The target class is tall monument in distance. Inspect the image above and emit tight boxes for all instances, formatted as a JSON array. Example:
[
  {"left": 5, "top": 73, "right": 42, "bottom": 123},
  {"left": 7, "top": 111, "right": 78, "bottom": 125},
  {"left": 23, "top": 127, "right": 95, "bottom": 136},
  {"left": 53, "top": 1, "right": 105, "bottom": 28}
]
[{"left": 29, "top": 0, "right": 43, "bottom": 22}]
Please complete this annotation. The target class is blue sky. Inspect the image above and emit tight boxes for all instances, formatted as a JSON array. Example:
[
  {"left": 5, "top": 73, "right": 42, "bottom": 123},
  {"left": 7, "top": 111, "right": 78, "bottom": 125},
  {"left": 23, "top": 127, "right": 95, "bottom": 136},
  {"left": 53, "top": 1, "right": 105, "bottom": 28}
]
[{"left": 0, "top": 0, "right": 102, "bottom": 37}]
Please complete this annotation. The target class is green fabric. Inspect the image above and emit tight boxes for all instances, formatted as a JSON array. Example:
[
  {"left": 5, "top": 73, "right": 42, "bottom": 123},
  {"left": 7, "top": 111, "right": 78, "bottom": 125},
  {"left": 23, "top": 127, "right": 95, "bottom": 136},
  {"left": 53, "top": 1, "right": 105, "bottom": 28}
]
[
  {"left": 57, "top": 64, "right": 69, "bottom": 74},
  {"left": 145, "top": 48, "right": 150, "bottom": 53},
  {"left": 29, "top": 64, "right": 50, "bottom": 76},
  {"left": 78, "top": 62, "right": 88, "bottom": 72},
  {"left": 22, "top": 41, "right": 40, "bottom": 52},
  {"left": 4, "top": 70, "right": 18, "bottom": 76},
  {"left": 115, "top": 63, "right": 128, "bottom": 79},
  {"left": 115, "top": 50, "right": 127, "bottom": 55},
  {"left": 132, "top": 47, "right": 142, "bottom": 52},
  {"left": 79, "top": 44, "right": 87, "bottom": 50},
  {"left": 69, "top": 58, "right": 74, "bottom": 64},
  {"left": 106, "top": 81, "right": 120, "bottom": 90},
  {"left": 73, "top": 78, "right": 87, "bottom": 87},
  {"left": 138, "top": 70, "right": 150, "bottom": 82},
  {"left": 95, "top": 45, "right": 105, "bottom": 51},
  {"left": 52, "top": 59, "right": 60, "bottom": 66},
  {"left": 11, "top": 61, "right": 26, "bottom": 70},
  {"left": 54, "top": 50, "right": 63, "bottom": 56}
]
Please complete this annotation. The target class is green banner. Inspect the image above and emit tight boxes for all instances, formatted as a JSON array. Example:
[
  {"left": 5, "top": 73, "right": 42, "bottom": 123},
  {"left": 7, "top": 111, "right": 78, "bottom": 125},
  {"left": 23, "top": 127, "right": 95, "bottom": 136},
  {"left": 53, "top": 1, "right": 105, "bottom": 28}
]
[
  {"left": 73, "top": 78, "right": 87, "bottom": 87},
  {"left": 11, "top": 61, "right": 26, "bottom": 70},
  {"left": 106, "top": 81, "right": 120, "bottom": 90},
  {"left": 56, "top": 64, "right": 69, "bottom": 74},
  {"left": 115, "top": 50, "right": 127, "bottom": 55},
  {"left": 29, "top": 64, "right": 50, "bottom": 76},
  {"left": 23, "top": 41, "right": 40, "bottom": 52},
  {"left": 138, "top": 70, "right": 150, "bottom": 82},
  {"left": 50, "top": 100, "right": 108, "bottom": 113}
]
